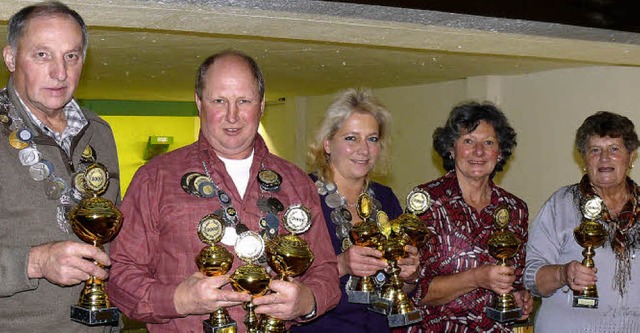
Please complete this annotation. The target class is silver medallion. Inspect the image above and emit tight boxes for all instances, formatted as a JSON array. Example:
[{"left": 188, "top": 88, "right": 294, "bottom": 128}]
[
  {"left": 18, "top": 147, "right": 41, "bottom": 166},
  {"left": 235, "top": 230, "right": 265, "bottom": 263},
  {"left": 44, "top": 177, "right": 67, "bottom": 200},
  {"left": 583, "top": 197, "right": 604, "bottom": 220},
  {"left": 220, "top": 226, "right": 238, "bottom": 246},
  {"left": 406, "top": 188, "right": 432, "bottom": 215},
  {"left": 325, "top": 192, "right": 344, "bottom": 208},
  {"left": 29, "top": 161, "right": 52, "bottom": 181},
  {"left": 330, "top": 209, "right": 347, "bottom": 225},
  {"left": 283, "top": 204, "right": 312, "bottom": 234},
  {"left": 325, "top": 182, "right": 337, "bottom": 192}
]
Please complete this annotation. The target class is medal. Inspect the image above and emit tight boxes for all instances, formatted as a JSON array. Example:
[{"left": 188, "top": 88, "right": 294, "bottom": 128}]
[
  {"left": 29, "top": 160, "right": 53, "bottom": 181},
  {"left": 315, "top": 180, "right": 327, "bottom": 196},
  {"left": 325, "top": 182, "right": 336, "bottom": 192},
  {"left": 197, "top": 179, "right": 217, "bottom": 198},
  {"left": 406, "top": 188, "right": 432, "bottom": 215},
  {"left": 283, "top": 204, "right": 312, "bottom": 234},
  {"left": 218, "top": 190, "right": 231, "bottom": 205},
  {"left": 181, "top": 172, "right": 202, "bottom": 197},
  {"left": 257, "top": 169, "right": 282, "bottom": 191},
  {"left": 84, "top": 163, "right": 109, "bottom": 195},
  {"left": 325, "top": 192, "right": 344, "bottom": 208},
  {"left": 56, "top": 204, "right": 72, "bottom": 234},
  {"left": 80, "top": 145, "right": 97, "bottom": 164},
  {"left": 494, "top": 206, "right": 511, "bottom": 229},
  {"left": 235, "top": 230, "right": 265, "bottom": 263},
  {"left": 0, "top": 113, "right": 11, "bottom": 126},
  {"left": 18, "top": 147, "right": 41, "bottom": 166},
  {"left": 44, "top": 177, "right": 67, "bottom": 200},
  {"left": 583, "top": 197, "right": 604, "bottom": 220},
  {"left": 267, "top": 197, "right": 284, "bottom": 213},
  {"left": 221, "top": 226, "right": 238, "bottom": 246},
  {"left": 8, "top": 130, "right": 29, "bottom": 149},
  {"left": 198, "top": 214, "right": 225, "bottom": 245},
  {"left": 330, "top": 209, "right": 347, "bottom": 225}
]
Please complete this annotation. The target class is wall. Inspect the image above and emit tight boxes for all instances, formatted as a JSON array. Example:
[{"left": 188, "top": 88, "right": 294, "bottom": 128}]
[{"left": 297, "top": 66, "right": 640, "bottom": 218}]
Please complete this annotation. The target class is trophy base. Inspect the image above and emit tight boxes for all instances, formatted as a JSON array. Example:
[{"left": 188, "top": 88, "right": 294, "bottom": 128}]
[
  {"left": 368, "top": 294, "right": 392, "bottom": 315},
  {"left": 347, "top": 289, "right": 374, "bottom": 304},
  {"left": 70, "top": 305, "right": 119, "bottom": 326},
  {"left": 485, "top": 306, "right": 522, "bottom": 322},
  {"left": 573, "top": 295, "right": 598, "bottom": 308},
  {"left": 203, "top": 319, "right": 237, "bottom": 333},
  {"left": 387, "top": 309, "right": 422, "bottom": 328}
]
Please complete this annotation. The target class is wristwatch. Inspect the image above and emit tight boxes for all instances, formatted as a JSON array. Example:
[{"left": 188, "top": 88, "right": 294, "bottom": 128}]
[{"left": 299, "top": 301, "right": 317, "bottom": 321}]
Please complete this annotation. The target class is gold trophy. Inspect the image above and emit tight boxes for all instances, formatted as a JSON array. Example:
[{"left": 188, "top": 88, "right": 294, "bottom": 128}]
[
  {"left": 573, "top": 197, "right": 607, "bottom": 308},
  {"left": 196, "top": 215, "right": 237, "bottom": 333},
  {"left": 259, "top": 205, "right": 314, "bottom": 333},
  {"left": 371, "top": 212, "right": 429, "bottom": 327},
  {"left": 68, "top": 163, "right": 122, "bottom": 326},
  {"left": 229, "top": 231, "right": 271, "bottom": 333},
  {"left": 485, "top": 206, "right": 522, "bottom": 322},
  {"left": 347, "top": 193, "right": 383, "bottom": 304}
]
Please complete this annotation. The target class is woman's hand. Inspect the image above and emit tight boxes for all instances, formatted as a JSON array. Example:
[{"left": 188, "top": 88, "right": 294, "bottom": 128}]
[
  {"left": 513, "top": 289, "right": 534, "bottom": 320},
  {"left": 337, "top": 245, "right": 388, "bottom": 277},
  {"left": 560, "top": 260, "right": 598, "bottom": 291},
  {"left": 397, "top": 245, "right": 420, "bottom": 282},
  {"left": 473, "top": 264, "right": 516, "bottom": 295}
]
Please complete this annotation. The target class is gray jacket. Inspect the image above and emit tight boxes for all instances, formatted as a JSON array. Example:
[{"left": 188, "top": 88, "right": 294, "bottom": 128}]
[{"left": 0, "top": 79, "right": 121, "bottom": 332}]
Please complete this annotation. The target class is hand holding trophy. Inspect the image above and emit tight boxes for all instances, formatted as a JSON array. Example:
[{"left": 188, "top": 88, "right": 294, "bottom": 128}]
[
  {"left": 369, "top": 188, "right": 431, "bottom": 327},
  {"left": 573, "top": 196, "right": 607, "bottom": 308},
  {"left": 485, "top": 206, "right": 522, "bottom": 322},
  {"left": 196, "top": 214, "right": 236, "bottom": 333},
  {"left": 259, "top": 204, "right": 315, "bottom": 333},
  {"left": 68, "top": 163, "right": 122, "bottom": 325},
  {"left": 229, "top": 231, "right": 271, "bottom": 333},
  {"left": 347, "top": 193, "right": 383, "bottom": 304}
]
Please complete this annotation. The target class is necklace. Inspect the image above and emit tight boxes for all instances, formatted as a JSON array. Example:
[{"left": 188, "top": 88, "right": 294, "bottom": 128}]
[{"left": 2, "top": 98, "right": 98, "bottom": 234}]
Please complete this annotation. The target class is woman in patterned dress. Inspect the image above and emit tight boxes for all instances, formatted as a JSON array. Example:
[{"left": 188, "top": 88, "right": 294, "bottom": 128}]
[{"left": 410, "top": 101, "right": 533, "bottom": 332}]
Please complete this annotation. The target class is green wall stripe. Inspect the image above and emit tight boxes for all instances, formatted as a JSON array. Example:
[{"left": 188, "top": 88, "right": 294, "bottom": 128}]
[{"left": 78, "top": 99, "right": 198, "bottom": 117}]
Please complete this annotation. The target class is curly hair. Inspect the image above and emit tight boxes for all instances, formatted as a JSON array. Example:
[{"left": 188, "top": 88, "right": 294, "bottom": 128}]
[
  {"left": 307, "top": 88, "right": 392, "bottom": 182},
  {"left": 433, "top": 101, "right": 517, "bottom": 178},
  {"left": 575, "top": 111, "right": 639, "bottom": 157}
]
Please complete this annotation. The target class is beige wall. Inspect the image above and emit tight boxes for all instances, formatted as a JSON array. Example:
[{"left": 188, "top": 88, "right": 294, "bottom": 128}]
[{"left": 293, "top": 65, "right": 640, "bottom": 219}]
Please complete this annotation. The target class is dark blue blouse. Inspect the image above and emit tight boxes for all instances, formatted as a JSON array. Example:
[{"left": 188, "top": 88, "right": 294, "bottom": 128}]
[{"left": 292, "top": 175, "right": 403, "bottom": 333}]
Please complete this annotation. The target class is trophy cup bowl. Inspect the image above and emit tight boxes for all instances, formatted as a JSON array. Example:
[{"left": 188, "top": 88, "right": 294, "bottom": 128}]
[
  {"left": 197, "top": 245, "right": 236, "bottom": 333},
  {"left": 347, "top": 219, "right": 382, "bottom": 304},
  {"left": 229, "top": 264, "right": 271, "bottom": 333},
  {"left": 68, "top": 195, "right": 123, "bottom": 326},
  {"left": 485, "top": 230, "right": 522, "bottom": 322},
  {"left": 260, "top": 234, "right": 314, "bottom": 333},
  {"left": 572, "top": 219, "right": 607, "bottom": 308}
]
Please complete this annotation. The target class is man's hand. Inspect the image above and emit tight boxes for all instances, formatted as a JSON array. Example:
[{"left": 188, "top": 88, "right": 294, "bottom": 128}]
[
  {"left": 174, "top": 272, "right": 251, "bottom": 316},
  {"left": 253, "top": 279, "right": 315, "bottom": 320},
  {"left": 513, "top": 289, "right": 534, "bottom": 320},
  {"left": 27, "top": 241, "right": 110, "bottom": 286}
]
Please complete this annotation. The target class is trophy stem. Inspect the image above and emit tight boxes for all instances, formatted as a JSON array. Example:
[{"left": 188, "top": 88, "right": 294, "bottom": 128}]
[
  {"left": 209, "top": 308, "right": 233, "bottom": 327},
  {"left": 575, "top": 246, "right": 599, "bottom": 300},
  {"left": 78, "top": 275, "right": 110, "bottom": 309},
  {"left": 356, "top": 275, "right": 376, "bottom": 292},
  {"left": 244, "top": 301, "right": 260, "bottom": 333},
  {"left": 259, "top": 274, "right": 288, "bottom": 333},
  {"left": 582, "top": 246, "right": 596, "bottom": 268}
]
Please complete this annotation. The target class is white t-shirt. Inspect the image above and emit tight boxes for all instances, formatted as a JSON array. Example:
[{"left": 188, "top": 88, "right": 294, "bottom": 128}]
[{"left": 219, "top": 150, "right": 254, "bottom": 199}]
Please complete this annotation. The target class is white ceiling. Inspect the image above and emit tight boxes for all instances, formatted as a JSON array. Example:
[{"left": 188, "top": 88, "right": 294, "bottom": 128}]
[{"left": 1, "top": 0, "right": 640, "bottom": 103}]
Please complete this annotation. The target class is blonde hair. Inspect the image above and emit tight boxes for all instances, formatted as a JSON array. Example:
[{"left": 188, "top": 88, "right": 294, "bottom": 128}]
[{"left": 308, "top": 88, "right": 392, "bottom": 182}]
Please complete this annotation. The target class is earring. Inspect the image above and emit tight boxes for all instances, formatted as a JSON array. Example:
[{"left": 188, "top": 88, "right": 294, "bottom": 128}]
[
  {"left": 631, "top": 164, "right": 635, "bottom": 170},
  {"left": 582, "top": 167, "right": 587, "bottom": 173},
  {"left": 325, "top": 153, "right": 331, "bottom": 162}
]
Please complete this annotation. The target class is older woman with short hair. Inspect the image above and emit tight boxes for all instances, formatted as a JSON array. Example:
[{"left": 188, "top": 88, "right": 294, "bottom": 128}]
[
  {"left": 411, "top": 101, "right": 533, "bottom": 332},
  {"left": 525, "top": 111, "right": 640, "bottom": 332}
]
